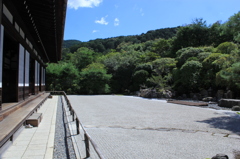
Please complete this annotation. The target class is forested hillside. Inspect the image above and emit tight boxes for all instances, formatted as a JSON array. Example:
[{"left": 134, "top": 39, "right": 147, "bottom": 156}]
[
  {"left": 62, "top": 40, "right": 81, "bottom": 48},
  {"left": 47, "top": 12, "right": 240, "bottom": 99},
  {"left": 64, "top": 27, "right": 178, "bottom": 54}
]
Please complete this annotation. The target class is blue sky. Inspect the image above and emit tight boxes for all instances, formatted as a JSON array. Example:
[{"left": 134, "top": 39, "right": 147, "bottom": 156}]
[{"left": 64, "top": 0, "right": 240, "bottom": 42}]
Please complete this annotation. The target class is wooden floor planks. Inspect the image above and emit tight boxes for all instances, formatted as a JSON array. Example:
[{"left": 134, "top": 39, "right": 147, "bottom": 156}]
[
  {"left": 167, "top": 100, "right": 208, "bottom": 106},
  {"left": 0, "top": 93, "right": 50, "bottom": 147}
]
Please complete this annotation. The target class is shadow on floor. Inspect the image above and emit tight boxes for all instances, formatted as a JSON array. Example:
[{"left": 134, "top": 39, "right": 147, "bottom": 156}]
[{"left": 197, "top": 112, "right": 240, "bottom": 135}]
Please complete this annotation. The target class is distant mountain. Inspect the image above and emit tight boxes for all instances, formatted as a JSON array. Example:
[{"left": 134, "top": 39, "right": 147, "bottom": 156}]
[
  {"left": 63, "top": 27, "right": 179, "bottom": 53},
  {"left": 63, "top": 40, "right": 81, "bottom": 48}
]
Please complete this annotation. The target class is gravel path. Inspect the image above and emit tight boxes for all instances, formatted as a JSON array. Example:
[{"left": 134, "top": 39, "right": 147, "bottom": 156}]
[
  {"left": 68, "top": 95, "right": 240, "bottom": 159},
  {"left": 53, "top": 96, "right": 76, "bottom": 159}
]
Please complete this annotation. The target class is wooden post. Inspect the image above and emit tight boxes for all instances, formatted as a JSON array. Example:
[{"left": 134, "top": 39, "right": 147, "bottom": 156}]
[
  {"left": 24, "top": 51, "right": 30, "bottom": 99},
  {"left": 72, "top": 111, "right": 74, "bottom": 121},
  {"left": 76, "top": 118, "right": 80, "bottom": 134},
  {"left": 84, "top": 133, "right": 90, "bottom": 158},
  {"left": 18, "top": 44, "right": 25, "bottom": 101}
]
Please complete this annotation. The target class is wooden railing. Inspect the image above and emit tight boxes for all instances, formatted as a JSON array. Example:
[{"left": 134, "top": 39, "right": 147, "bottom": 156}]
[{"left": 49, "top": 91, "right": 105, "bottom": 159}]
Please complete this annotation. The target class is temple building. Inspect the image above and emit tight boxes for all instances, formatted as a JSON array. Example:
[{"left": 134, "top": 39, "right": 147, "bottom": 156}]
[{"left": 0, "top": 0, "right": 67, "bottom": 111}]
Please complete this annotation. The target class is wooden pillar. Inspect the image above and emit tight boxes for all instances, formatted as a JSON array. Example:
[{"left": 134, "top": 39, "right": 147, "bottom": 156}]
[
  {"left": 40, "top": 67, "right": 45, "bottom": 91},
  {"left": 34, "top": 61, "right": 39, "bottom": 94},
  {"left": 39, "top": 65, "right": 42, "bottom": 91},
  {"left": 0, "top": 25, "right": 4, "bottom": 111},
  {"left": 0, "top": 0, "right": 2, "bottom": 24},
  {"left": 24, "top": 51, "right": 30, "bottom": 98},
  {"left": 18, "top": 44, "right": 24, "bottom": 101},
  {"left": 0, "top": 0, "right": 2, "bottom": 117},
  {"left": 0, "top": 0, "right": 3, "bottom": 111},
  {"left": 42, "top": 68, "right": 45, "bottom": 91}
]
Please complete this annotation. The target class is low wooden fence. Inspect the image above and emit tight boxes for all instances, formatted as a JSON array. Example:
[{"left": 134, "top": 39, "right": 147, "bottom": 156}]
[{"left": 50, "top": 91, "right": 105, "bottom": 159}]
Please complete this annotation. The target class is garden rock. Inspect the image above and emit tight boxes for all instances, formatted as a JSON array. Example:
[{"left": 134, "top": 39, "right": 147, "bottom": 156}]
[
  {"left": 232, "top": 106, "right": 240, "bottom": 111},
  {"left": 202, "top": 97, "right": 213, "bottom": 102},
  {"left": 211, "top": 154, "right": 229, "bottom": 159},
  {"left": 219, "top": 99, "right": 240, "bottom": 108}
]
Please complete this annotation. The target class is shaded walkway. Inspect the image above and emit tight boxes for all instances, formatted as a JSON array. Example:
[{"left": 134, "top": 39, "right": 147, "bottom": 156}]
[
  {"left": 0, "top": 96, "right": 58, "bottom": 159},
  {"left": 0, "top": 93, "right": 50, "bottom": 148}
]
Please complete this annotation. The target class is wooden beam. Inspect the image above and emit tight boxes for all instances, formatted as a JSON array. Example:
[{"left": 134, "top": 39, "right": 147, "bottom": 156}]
[
  {"left": 0, "top": 0, "right": 2, "bottom": 111},
  {"left": 0, "top": 0, "right": 2, "bottom": 22}
]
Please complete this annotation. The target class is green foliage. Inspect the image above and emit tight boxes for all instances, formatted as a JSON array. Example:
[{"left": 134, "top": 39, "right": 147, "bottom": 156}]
[
  {"left": 80, "top": 63, "right": 112, "bottom": 94},
  {"left": 117, "top": 42, "right": 144, "bottom": 52},
  {"left": 132, "top": 70, "right": 149, "bottom": 91},
  {"left": 180, "top": 61, "right": 202, "bottom": 80},
  {"left": 212, "top": 54, "right": 235, "bottom": 69},
  {"left": 200, "top": 46, "right": 215, "bottom": 52},
  {"left": 70, "top": 47, "right": 95, "bottom": 71},
  {"left": 54, "top": 12, "right": 240, "bottom": 95},
  {"left": 63, "top": 40, "right": 81, "bottom": 48},
  {"left": 202, "top": 53, "right": 223, "bottom": 69},
  {"left": 153, "top": 38, "right": 173, "bottom": 57},
  {"left": 102, "top": 51, "right": 140, "bottom": 93},
  {"left": 172, "top": 18, "right": 209, "bottom": 53},
  {"left": 221, "top": 11, "right": 240, "bottom": 42},
  {"left": 176, "top": 61, "right": 203, "bottom": 92},
  {"left": 142, "top": 40, "right": 155, "bottom": 52},
  {"left": 46, "top": 63, "right": 62, "bottom": 91},
  {"left": 215, "top": 42, "right": 238, "bottom": 54},
  {"left": 130, "top": 63, "right": 153, "bottom": 91},
  {"left": 176, "top": 47, "right": 204, "bottom": 67},
  {"left": 208, "top": 21, "right": 231, "bottom": 46},
  {"left": 134, "top": 63, "right": 153, "bottom": 74},
  {"left": 46, "top": 62, "right": 79, "bottom": 94},
  {"left": 200, "top": 53, "right": 224, "bottom": 88},
  {"left": 197, "top": 52, "right": 212, "bottom": 62},
  {"left": 61, "top": 48, "right": 71, "bottom": 61},
  {"left": 147, "top": 75, "right": 170, "bottom": 90},
  {"left": 219, "top": 62, "right": 240, "bottom": 88},
  {"left": 68, "top": 27, "right": 177, "bottom": 54},
  {"left": 139, "top": 52, "right": 160, "bottom": 63},
  {"left": 151, "top": 58, "right": 177, "bottom": 76}
]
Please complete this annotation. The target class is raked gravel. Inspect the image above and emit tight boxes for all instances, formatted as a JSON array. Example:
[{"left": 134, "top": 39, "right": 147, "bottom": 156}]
[
  {"left": 68, "top": 95, "right": 240, "bottom": 159},
  {"left": 53, "top": 96, "right": 76, "bottom": 159}
]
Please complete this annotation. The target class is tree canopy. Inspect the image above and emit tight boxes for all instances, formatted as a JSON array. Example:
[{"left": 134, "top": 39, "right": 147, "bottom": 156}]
[{"left": 47, "top": 11, "right": 240, "bottom": 97}]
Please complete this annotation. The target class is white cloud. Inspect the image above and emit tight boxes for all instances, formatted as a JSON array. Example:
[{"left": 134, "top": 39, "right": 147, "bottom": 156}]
[
  {"left": 114, "top": 18, "right": 120, "bottom": 26},
  {"left": 133, "top": 5, "right": 144, "bottom": 16},
  {"left": 68, "top": 0, "right": 103, "bottom": 9},
  {"left": 140, "top": 8, "right": 144, "bottom": 16},
  {"left": 92, "top": 30, "right": 99, "bottom": 33},
  {"left": 95, "top": 16, "right": 108, "bottom": 25}
]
